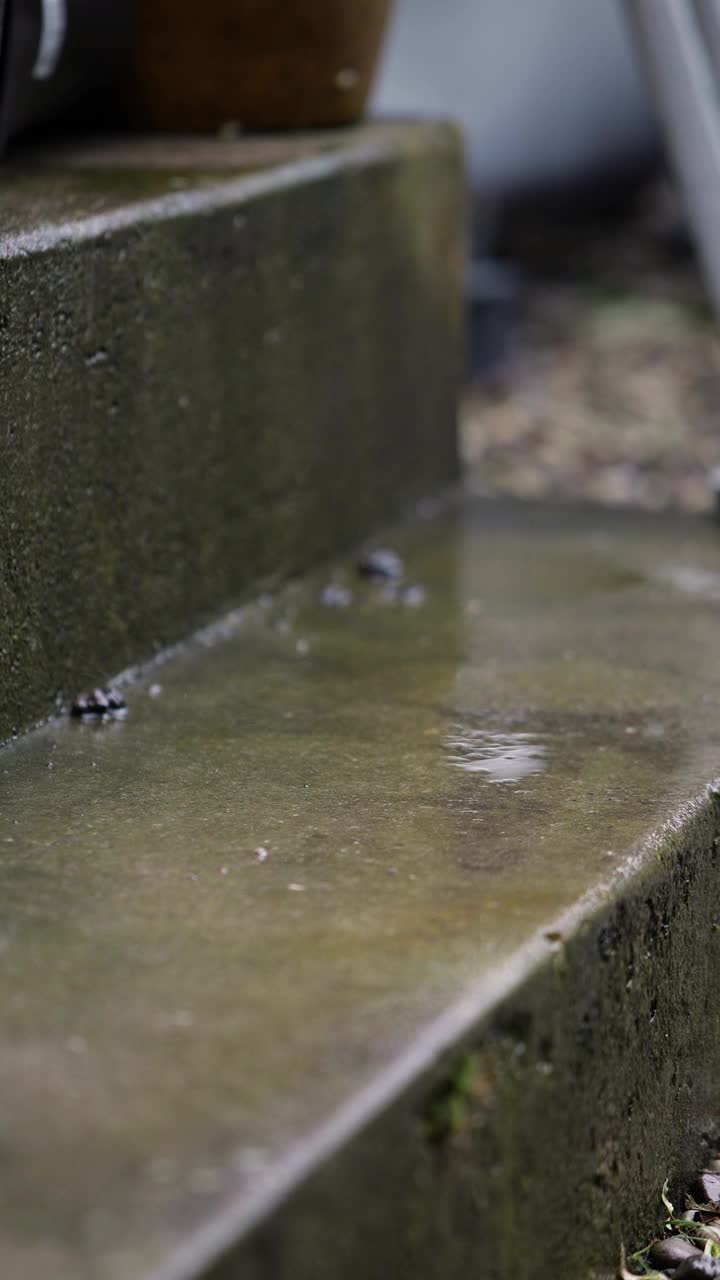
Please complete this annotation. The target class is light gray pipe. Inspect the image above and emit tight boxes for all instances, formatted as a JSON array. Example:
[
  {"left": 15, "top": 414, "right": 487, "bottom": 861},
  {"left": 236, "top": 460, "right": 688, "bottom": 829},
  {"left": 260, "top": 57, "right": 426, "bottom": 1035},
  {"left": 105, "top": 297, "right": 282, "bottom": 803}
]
[{"left": 625, "top": 0, "right": 720, "bottom": 317}]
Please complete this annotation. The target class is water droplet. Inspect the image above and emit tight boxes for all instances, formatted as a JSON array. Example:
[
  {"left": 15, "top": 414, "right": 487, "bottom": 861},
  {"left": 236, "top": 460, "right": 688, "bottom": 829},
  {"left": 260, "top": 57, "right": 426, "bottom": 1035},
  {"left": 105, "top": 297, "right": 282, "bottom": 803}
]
[
  {"left": 357, "top": 548, "right": 404, "bottom": 581},
  {"left": 320, "top": 584, "right": 352, "bottom": 608},
  {"left": 444, "top": 730, "right": 547, "bottom": 783},
  {"left": 659, "top": 564, "right": 720, "bottom": 600},
  {"left": 400, "top": 584, "right": 426, "bottom": 608}
]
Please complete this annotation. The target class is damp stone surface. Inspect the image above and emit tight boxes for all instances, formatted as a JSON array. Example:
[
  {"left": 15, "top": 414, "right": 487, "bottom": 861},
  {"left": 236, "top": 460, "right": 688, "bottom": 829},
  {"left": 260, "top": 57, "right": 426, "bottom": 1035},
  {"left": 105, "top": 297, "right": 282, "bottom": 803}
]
[{"left": 1, "top": 499, "right": 720, "bottom": 1279}]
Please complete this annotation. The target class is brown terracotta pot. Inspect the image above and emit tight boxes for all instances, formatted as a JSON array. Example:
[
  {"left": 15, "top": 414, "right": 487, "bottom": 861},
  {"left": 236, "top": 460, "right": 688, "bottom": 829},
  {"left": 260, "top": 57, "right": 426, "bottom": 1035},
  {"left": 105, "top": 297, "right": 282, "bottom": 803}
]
[{"left": 133, "top": 0, "right": 394, "bottom": 131}]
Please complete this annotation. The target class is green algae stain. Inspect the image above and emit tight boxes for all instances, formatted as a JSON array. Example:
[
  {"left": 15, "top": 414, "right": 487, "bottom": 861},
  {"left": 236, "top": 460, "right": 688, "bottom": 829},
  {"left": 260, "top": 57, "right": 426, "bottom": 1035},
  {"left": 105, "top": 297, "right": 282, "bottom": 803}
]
[{"left": 422, "top": 1051, "right": 499, "bottom": 1145}]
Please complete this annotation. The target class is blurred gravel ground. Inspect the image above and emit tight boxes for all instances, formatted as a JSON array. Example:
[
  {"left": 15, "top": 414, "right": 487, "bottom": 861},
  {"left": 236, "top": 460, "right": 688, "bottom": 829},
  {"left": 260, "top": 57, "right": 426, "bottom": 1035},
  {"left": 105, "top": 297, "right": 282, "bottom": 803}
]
[{"left": 462, "top": 189, "right": 720, "bottom": 512}]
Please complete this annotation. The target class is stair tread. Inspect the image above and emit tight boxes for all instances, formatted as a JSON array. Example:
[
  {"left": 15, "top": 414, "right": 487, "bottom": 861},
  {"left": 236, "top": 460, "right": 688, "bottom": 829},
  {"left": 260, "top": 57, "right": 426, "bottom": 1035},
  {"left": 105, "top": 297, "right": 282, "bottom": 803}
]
[{"left": 2, "top": 497, "right": 720, "bottom": 1278}]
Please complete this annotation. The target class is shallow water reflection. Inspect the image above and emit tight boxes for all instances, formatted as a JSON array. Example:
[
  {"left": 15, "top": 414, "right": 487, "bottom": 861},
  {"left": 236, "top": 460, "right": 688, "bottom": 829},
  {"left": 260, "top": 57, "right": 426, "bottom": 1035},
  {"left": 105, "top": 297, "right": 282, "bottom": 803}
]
[{"left": 444, "top": 729, "right": 548, "bottom": 783}]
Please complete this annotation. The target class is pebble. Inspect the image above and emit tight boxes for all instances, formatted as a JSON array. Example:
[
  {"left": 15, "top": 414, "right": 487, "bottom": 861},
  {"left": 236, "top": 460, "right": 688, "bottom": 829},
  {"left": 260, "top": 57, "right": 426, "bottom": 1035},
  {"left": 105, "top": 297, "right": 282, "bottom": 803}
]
[
  {"left": 696, "top": 1225, "right": 720, "bottom": 1247},
  {"left": 356, "top": 548, "right": 404, "bottom": 581},
  {"left": 649, "top": 1238, "right": 702, "bottom": 1271},
  {"left": 695, "top": 1173, "right": 720, "bottom": 1206},
  {"left": 674, "top": 1255, "right": 720, "bottom": 1279},
  {"left": 71, "top": 687, "right": 127, "bottom": 718}
]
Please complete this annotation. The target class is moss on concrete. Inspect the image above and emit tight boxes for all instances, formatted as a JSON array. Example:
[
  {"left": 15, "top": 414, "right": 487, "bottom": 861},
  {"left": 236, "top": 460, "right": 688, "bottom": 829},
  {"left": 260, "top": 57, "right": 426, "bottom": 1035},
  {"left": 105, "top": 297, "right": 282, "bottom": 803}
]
[
  {"left": 0, "top": 124, "right": 463, "bottom": 742},
  {"left": 229, "top": 796, "right": 720, "bottom": 1280},
  {"left": 1, "top": 500, "right": 720, "bottom": 1276}
]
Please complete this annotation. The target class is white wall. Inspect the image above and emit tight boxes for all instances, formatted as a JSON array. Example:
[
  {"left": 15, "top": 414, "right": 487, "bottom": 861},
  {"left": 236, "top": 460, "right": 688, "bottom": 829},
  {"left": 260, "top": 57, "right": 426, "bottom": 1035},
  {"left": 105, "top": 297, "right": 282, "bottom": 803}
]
[{"left": 373, "top": 0, "right": 658, "bottom": 196}]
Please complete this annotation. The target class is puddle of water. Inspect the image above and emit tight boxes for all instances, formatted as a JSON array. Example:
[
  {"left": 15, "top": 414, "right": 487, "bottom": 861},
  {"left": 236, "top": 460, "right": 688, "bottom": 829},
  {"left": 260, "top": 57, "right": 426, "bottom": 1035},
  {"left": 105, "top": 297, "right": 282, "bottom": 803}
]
[
  {"left": 657, "top": 564, "right": 720, "bottom": 601},
  {"left": 443, "top": 730, "right": 548, "bottom": 783}
]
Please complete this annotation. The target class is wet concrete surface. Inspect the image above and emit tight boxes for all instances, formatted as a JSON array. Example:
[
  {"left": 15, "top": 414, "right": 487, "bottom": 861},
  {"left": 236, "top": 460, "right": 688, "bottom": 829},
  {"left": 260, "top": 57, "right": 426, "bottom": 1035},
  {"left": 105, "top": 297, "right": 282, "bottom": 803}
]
[
  {"left": 0, "top": 125, "right": 445, "bottom": 242},
  {"left": 2, "top": 498, "right": 720, "bottom": 1278},
  {"left": 0, "top": 123, "right": 461, "bottom": 742}
]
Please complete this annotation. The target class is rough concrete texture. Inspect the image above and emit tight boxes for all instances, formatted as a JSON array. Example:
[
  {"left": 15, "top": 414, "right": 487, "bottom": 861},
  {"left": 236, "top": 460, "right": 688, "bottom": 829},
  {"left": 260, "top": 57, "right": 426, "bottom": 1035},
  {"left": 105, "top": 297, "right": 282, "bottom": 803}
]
[
  {"left": 0, "top": 123, "right": 463, "bottom": 742},
  {"left": 1, "top": 498, "right": 720, "bottom": 1278}
]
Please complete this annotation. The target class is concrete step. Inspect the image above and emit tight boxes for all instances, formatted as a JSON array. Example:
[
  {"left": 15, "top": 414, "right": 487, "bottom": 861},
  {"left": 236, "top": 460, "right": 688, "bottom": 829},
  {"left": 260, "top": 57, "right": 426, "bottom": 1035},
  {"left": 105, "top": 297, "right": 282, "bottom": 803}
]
[
  {"left": 0, "top": 123, "right": 462, "bottom": 743},
  {"left": 2, "top": 497, "right": 720, "bottom": 1279}
]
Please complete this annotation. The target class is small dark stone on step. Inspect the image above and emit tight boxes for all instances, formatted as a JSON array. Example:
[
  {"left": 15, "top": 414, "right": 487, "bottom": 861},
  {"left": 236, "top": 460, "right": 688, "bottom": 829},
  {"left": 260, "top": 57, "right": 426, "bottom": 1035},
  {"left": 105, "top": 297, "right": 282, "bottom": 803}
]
[
  {"left": 356, "top": 549, "right": 404, "bottom": 581},
  {"left": 71, "top": 687, "right": 127, "bottom": 718},
  {"left": 674, "top": 1254, "right": 720, "bottom": 1279},
  {"left": 649, "top": 1238, "right": 702, "bottom": 1271},
  {"left": 320, "top": 584, "right": 353, "bottom": 608},
  {"left": 695, "top": 1173, "right": 720, "bottom": 1206}
]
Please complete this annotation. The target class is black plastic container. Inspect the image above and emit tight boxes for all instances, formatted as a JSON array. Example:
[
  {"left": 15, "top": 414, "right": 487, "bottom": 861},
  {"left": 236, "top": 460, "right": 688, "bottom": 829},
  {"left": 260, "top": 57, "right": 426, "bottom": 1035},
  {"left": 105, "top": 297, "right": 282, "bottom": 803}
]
[{"left": 0, "top": 0, "right": 131, "bottom": 148}]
